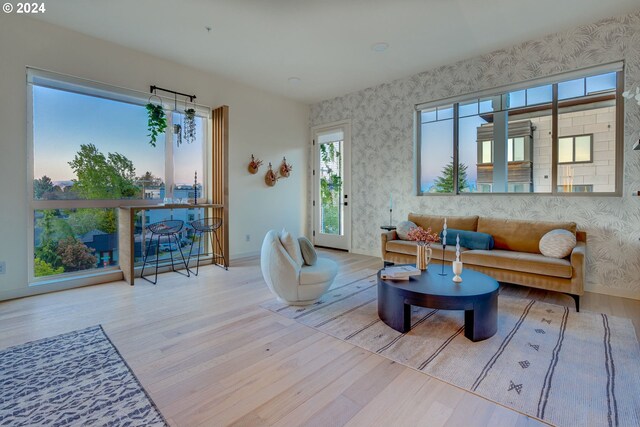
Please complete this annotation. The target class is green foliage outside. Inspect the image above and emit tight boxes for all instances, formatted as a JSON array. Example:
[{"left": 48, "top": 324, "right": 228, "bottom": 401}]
[
  {"left": 34, "top": 258, "right": 64, "bottom": 277},
  {"left": 34, "top": 145, "right": 142, "bottom": 277},
  {"left": 34, "top": 238, "right": 63, "bottom": 272},
  {"left": 433, "top": 159, "right": 469, "bottom": 193},
  {"left": 33, "top": 175, "right": 55, "bottom": 199},
  {"left": 319, "top": 143, "right": 342, "bottom": 234},
  {"left": 68, "top": 143, "right": 138, "bottom": 199}
]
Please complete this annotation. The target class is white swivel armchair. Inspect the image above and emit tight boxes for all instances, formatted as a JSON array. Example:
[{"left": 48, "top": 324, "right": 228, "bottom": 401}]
[{"left": 260, "top": 230, "right": 338, "bottom": 305}]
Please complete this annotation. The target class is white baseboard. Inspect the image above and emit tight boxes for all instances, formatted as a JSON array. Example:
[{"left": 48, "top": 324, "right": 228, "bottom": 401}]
[
  {"left": 230, "top": 250, "right": 260, "bottom": 262},
  {"left": 586, "top": 283, "right": 640, "bottom": 300}
]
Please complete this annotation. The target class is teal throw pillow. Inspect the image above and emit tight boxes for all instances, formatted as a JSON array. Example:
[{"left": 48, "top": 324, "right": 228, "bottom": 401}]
[{"left": 440, "top": 228, "right": 494, "bottom": 250}]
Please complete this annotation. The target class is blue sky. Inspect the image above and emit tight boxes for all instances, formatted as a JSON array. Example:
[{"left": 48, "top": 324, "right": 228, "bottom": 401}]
[{"left": 33, "top": 86, "right": 203, "bottom": 185}]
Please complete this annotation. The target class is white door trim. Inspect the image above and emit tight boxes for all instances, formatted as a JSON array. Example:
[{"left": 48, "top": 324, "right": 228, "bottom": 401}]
[{"left": 310, "top": 119, "right": 352, "bottom": 251}]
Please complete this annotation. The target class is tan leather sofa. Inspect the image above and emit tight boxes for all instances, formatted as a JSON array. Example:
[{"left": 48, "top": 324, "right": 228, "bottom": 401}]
[{"left": 381, "top": 214, "right": 586, "bottom": 311}]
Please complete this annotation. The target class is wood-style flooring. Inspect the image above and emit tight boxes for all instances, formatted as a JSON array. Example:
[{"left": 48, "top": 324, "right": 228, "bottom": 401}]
[{"left": 1, "top": 250, "right": 638, "bottom": 426}]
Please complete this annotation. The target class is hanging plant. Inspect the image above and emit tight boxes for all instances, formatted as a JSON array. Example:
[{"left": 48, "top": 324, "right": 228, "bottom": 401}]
[
  {"left": 183, "top": 108, "right": 197, "bottom": 144},
  {"left": 145, "top": 103, "right": 167, "bottom": 147},
  {"left": 174, "top": 123, "right": 183, "bottom": 147}
]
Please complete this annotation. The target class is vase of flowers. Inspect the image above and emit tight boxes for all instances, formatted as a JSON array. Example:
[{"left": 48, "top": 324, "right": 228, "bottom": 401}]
[{"left": 407, "top": 226, "right": 440, "bottom": 270}]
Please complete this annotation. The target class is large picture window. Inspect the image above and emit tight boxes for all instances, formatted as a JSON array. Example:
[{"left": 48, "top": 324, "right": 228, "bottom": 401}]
[
  {"left": 416, "top": 64, "right": 622, "bottom": 195},
  {"left": 28, "top": 69, "right": 208, "bottom": 281}
]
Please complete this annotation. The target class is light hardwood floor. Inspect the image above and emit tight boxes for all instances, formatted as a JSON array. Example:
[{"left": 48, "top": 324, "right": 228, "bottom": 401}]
[{"left": 1, "top": 250, "right": 638, "bottom": 426}]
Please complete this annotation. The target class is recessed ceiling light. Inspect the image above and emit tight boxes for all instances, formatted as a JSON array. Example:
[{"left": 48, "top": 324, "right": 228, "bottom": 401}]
[
  {"left": 288, "top": 77, "right": 301, "bottom": 85},
  {"left": 372, "top": 42, "right": 389, "bottom": 52}
]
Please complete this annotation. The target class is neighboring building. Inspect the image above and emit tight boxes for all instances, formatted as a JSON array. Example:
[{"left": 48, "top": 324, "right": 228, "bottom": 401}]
[
  {"left": 80, "top": 229, "right": 118, "bottom": 268},
  {"left": 475, "top": 95, "right": 616, "bottom": 193}
]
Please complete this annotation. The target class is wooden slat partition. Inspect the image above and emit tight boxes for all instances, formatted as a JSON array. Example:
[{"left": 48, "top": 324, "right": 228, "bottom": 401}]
[{"left": 211, "top": 105, "right": 229, "bottom": 265}]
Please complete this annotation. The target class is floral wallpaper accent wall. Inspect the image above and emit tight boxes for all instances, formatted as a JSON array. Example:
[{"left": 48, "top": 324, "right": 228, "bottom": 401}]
[{"left": 310, "top": 11, "right": 640, "bottom": 297}]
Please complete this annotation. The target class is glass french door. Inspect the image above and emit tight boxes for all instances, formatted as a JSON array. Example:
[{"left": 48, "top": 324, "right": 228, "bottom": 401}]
[{"left": 313, "top": 123, "right": 351, "bottom": 250}]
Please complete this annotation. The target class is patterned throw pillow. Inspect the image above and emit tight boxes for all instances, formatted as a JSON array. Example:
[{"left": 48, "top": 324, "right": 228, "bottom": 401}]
[
  {"left": 539, "top": 229, "right": 576, "bottom": 258},
  {"left": 396, "top": 220, "right": 417, "bottom": 240},
  {"left": 279, "top": 229, "right": 304, "bottom": 266},
  {"left": 298, "top": 237, "right": 317, "bottom": 266}
]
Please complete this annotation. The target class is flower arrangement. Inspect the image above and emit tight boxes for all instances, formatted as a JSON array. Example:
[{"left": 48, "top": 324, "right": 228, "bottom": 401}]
[{"left": 407, "top": 226, "right": 440, "bottom": 247}]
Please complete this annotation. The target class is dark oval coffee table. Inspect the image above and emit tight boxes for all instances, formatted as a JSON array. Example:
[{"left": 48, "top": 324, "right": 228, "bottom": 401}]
[{"left": 378, "top": 265, "right": 499, "bottom": 342}]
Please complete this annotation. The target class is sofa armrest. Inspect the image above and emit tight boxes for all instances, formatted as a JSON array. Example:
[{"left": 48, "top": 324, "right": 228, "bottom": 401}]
[
  {"left": 570, "top": 241, "right": 586, "bottom": 295},
  {"left": 381, "top": 231, "right": 397, "bottom": 260}
]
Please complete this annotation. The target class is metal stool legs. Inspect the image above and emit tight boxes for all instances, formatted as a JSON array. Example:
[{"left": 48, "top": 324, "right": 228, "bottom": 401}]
[
  {"left": 140, "top": 220, "right": 190, "bottom": 285},
  {"left": 187, "top": 218, "right": 228, "bottom": 276},
  {"left": 140, "top": 233, "right": 160, "bottom": 285}
]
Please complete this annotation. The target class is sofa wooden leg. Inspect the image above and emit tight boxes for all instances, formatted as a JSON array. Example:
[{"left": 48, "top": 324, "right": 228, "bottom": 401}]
[{"left": 568, "top": 294, "right": 580, "bottom": 312}]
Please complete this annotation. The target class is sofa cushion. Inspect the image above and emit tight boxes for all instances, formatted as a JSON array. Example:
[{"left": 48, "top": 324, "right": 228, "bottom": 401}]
[
  {"left": 299, "top": 257, "right": 338, "bottom": 285},
  {"left": 396, "top": 220, "right": 417, "bottom": 240},
  {"left": 386, "top": 240, "right": 463, "bottom": 262},
  {"left": 408, "top": 214, "right": 478, "bottom": 235},
  {"left": 539, "top": 229, "right": 577, "bottom": 258},
  {"left": 477, "top": 217, "right": 576, "bottom": 254},
  {"left": 461, "top": 249, "right": 572, "bottom": 279},
  {"left": 440, "top": 228, "right": 494, "bottom": 250}
]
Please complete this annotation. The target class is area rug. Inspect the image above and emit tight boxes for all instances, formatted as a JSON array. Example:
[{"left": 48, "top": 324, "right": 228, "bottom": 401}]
[
  {"left": 0, "top": 325, "right": 167, "bottom": 427},
  {"left": 262, "top": 272, "right": 640, "bottom": 427}
]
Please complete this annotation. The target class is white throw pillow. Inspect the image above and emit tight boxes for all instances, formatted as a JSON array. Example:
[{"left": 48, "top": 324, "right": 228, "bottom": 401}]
[
  {"left": 539, "top": 229, "right": 576, "bottom": 258},
  {"left": 279, "top": 229, "right": 304, "bottom": 266},
  {"left": 298, "top": 237, "right": 317, "bottom": 266},
  {"left": 396, "top": 220, "right": 417, "bottom": 240}
]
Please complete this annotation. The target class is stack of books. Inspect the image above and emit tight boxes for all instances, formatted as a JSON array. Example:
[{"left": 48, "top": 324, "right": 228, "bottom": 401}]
[{"left": 380, "top": 265, "right": 421, "bottom": 281}]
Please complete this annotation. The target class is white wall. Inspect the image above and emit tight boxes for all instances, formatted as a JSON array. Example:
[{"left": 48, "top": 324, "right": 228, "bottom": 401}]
[
  {"left": 0, "top": 15, "right": 309, "bottom": 300},
  {"left": 310, "top": 11, "right": 640, "bottom": 300}
]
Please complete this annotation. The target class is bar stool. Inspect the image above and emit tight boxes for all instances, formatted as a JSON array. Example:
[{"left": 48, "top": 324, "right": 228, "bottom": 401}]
[
  {"left": 140, "top": 220, "right": 190, "bottom": 284},
  {"left": 187, "top": 217, "right": 228, "bottom": 275}
]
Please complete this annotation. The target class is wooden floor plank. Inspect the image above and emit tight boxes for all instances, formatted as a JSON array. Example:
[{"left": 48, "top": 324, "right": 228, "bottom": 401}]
[{"left": 0, "top": 249, "right": 634, "bottom": 426}]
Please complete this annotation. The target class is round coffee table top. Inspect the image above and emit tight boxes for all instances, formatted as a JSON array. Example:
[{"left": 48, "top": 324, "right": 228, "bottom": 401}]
[{"left": 378, "top": 264, "right": 498, "bottom": 299}]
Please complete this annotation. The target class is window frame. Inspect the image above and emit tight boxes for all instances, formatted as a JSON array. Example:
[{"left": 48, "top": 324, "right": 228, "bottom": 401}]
[
  {"left": 557, "top": 134, "right": 594, "bottom": 165},
  {"left": 26, "top": 68, "right": 211, "bottom": 285},
  {"left": 414, "top": 62, "right": 623, "bottom": 197}
]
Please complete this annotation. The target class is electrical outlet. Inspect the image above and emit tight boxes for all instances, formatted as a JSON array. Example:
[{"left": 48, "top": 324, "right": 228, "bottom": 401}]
[
  {"left": 245, "top": 234, "right": 250, "bottom": 242},
  {"left": 0, "top": 261, "right": 5, "bottom": 275}
]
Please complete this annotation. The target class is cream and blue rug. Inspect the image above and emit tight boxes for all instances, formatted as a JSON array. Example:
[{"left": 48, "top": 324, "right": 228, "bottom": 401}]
[
  {"left": 0, "top": 325, "right": 167, "bottom": 427},
  {"left": 262, "top": 270, "right": 640, "bottom": 427}
]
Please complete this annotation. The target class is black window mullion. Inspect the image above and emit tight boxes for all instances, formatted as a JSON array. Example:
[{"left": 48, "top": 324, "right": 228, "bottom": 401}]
[
  {"left": 453, "top": 103, "right": 460, "bottom": 194},
  {"left": 551, "top": 83, "right": 558, "bottom": 194}
]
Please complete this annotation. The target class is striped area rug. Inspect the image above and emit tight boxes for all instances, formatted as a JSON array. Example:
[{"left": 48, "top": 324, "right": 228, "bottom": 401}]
[
  {"left": 0, "top": 325, "right": 167, "bottom": 427},
  {"left": 261, "top": 271, "right": 640, "bottom": 426}
]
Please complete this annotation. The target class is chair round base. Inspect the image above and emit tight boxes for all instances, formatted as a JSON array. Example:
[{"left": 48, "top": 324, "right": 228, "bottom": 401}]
[{"left": 276, "top": 297, "right": 321, "bottom": 306}]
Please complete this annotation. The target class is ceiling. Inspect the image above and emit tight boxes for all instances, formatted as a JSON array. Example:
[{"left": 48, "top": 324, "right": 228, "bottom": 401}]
[{"left": 34, "top": 0, "right": 639, "bottom": 104}]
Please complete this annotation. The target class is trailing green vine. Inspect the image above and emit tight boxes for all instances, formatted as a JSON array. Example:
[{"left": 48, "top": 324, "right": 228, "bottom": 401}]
[
  {"left": 183, "top": 108, "right": 196, "bottom": 144},
  {"left": 145, "top": 103, "right": 167, "bottom": 147}
]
